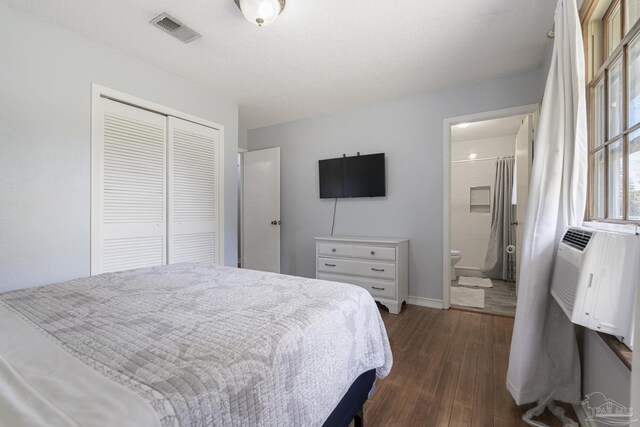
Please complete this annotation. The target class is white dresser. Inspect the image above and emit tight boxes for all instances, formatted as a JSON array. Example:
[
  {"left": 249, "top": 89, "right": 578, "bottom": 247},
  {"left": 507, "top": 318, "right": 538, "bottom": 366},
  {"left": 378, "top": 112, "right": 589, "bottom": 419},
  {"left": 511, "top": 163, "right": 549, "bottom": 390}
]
[{"left": 315, "top": 236, "right": 409, "bottom": 314}]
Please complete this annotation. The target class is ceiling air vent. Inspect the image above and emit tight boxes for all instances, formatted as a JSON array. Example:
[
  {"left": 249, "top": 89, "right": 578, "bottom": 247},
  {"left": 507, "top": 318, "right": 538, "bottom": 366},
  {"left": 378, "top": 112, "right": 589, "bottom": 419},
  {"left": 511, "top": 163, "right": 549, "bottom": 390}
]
[{"left": 149, "top": 13, "right": 201, "bottom": 44}]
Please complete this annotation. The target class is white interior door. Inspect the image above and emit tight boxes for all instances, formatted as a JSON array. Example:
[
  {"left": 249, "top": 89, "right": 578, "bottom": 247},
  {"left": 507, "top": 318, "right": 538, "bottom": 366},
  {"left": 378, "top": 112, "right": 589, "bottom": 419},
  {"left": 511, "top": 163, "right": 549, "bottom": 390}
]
[
  {"left": 92, "top": 98, "right": 167, "bottom": 274},
  {"left": 243, "top": 147, "right": 280, "bottom": 273},
  {"left": 515, "top": 115, "right": 534, "bottom": 294},
  {"left": 168, "top": 117, "right": 222, "bottom": 265}
]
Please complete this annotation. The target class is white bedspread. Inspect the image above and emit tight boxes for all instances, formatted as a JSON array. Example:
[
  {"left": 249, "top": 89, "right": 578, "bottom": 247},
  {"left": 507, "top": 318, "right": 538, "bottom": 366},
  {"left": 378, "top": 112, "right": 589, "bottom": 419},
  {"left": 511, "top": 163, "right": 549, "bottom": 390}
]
[
  {"left": 0, "top": 304, "right": 160, "bottom": 427},
  {"left": 0, "top": 263, "right": 392, "bottom": 426}
]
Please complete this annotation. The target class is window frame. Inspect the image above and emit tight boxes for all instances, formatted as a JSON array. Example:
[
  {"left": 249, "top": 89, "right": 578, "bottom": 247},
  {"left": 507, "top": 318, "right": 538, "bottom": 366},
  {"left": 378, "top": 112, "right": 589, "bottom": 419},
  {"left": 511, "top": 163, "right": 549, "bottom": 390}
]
[
  {"left": 603, "top": 0, "right": 622, "bottom": 57},
  {"left": 585, "top": 0, "right": 640, "bottom": 223}
]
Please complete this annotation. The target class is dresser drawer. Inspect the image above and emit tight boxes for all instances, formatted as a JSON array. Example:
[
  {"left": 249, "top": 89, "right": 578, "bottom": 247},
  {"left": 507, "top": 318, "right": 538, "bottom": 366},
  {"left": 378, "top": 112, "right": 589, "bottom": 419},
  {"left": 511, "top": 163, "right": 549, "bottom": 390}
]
[
  {"left": 318, "top": 273, "right": 396, "bottom": 300},
  {"left": 318, "top": 257, "right": 396, "bottom": 280},
  {"left": 353, "top": 245, "right": 396, "bottom": 261},
  {"left": 318, "top": 243, "right": 354, "bottom": 258}
]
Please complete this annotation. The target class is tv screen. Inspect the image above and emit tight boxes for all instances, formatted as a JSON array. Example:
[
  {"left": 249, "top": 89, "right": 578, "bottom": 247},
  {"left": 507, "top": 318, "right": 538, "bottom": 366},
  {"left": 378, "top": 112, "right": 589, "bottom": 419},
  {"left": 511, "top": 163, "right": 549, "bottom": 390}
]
[
  {"left": 319, "top": 157, "right": 345, "bottom": 198},
  {"left": 318, "top": 153, "right": 386, "bottom": 199}
]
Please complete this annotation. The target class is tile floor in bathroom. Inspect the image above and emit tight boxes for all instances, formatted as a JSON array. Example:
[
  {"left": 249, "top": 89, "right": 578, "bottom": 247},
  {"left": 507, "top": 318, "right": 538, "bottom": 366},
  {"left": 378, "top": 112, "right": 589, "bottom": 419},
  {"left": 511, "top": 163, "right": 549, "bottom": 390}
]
[{"left": 451, "top": 279, "right": 517, "bottom": 316}]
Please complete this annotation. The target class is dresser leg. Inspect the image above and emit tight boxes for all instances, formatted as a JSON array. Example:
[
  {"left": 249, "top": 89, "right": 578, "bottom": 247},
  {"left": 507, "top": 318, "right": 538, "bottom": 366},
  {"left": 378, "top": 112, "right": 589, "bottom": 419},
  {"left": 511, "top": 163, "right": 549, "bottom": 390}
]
[{"left": 381, "top": 301, "right": 400, "bottom": 314}]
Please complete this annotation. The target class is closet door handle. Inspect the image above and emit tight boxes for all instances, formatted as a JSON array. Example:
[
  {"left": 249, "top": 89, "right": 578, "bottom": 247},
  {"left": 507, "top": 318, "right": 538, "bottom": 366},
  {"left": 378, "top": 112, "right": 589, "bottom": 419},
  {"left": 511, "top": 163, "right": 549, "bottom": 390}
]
[
  {"left": 372, "top": 286, "right": 385, "bottom": 291},
  {"left": 324, "top": 263, "right": 336, "bottom": 267},
  {"left": 371, "top": 268, "right": 385, "bottom": 272}
]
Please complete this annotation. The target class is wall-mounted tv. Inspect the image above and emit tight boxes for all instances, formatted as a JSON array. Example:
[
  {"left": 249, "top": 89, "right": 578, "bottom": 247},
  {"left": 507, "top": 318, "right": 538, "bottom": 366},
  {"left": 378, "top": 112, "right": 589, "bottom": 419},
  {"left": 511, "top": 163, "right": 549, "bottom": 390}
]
[{"left": 319, "top": 153, "right": 386, "bottom": 198}]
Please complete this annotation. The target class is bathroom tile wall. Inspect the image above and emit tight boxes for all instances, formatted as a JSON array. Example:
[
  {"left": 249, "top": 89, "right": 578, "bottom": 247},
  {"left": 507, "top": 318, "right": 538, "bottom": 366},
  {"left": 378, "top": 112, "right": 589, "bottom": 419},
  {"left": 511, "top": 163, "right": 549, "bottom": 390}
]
[{"left": 451, "top": 135, "right": 516, "bottom": 272}]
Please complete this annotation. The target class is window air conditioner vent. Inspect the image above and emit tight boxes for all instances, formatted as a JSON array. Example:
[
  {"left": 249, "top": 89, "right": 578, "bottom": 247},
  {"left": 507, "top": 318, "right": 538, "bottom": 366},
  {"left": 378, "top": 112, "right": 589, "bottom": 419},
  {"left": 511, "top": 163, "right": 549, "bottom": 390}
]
[
  {"left": 561, "top": 228, "right": 592, "bottom": 251},
  {"left": 150, "top": 13, "right": 201, "bottom": 44}
]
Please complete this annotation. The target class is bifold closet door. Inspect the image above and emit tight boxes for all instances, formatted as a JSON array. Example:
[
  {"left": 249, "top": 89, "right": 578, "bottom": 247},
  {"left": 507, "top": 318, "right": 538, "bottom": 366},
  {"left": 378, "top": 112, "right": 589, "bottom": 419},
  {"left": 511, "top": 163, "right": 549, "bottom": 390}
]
[
  {"left": 168, "top": 117, "right": 221, "bottom": 264},
  {"left": 92, "top": 98, "right": 167, "bottom": 274}
]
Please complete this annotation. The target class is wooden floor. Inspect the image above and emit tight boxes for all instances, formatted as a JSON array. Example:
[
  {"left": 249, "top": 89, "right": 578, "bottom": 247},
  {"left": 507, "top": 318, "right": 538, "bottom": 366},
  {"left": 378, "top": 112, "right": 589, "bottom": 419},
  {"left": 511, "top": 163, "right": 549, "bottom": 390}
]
[{"left": 363, "top": 304, "right": 577, "bottom": 427}]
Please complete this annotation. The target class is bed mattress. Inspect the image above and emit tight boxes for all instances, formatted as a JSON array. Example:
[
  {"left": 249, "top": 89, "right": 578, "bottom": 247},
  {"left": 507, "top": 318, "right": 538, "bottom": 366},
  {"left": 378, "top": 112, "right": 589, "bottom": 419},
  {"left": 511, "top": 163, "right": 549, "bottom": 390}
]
[{"left": 0, "top": 263, "right": 392, "bottom": 426}]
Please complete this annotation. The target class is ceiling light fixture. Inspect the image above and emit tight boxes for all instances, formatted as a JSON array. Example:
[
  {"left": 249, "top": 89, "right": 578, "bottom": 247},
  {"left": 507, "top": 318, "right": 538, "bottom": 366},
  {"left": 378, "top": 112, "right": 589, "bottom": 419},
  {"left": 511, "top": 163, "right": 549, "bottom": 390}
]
[
  {"left": 456, "top": 123, "right": 471, "bottom": 128},
  {"left": 234, "top": 0, "right": 286, "bottom": 27}
]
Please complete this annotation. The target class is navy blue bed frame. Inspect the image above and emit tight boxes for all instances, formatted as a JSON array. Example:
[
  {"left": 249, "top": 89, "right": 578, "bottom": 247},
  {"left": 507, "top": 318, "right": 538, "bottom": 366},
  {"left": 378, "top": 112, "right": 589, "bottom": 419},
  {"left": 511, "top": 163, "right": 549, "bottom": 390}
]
[{"left": 322, "top": 369, "right": 376, "bottom": 427}]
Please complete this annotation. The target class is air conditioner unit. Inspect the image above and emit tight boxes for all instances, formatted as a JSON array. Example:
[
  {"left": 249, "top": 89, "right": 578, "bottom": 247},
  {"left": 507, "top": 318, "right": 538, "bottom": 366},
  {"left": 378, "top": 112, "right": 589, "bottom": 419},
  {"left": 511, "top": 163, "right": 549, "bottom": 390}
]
[{"left": 550, "top": 226, "right": 640, "bottom": 349}]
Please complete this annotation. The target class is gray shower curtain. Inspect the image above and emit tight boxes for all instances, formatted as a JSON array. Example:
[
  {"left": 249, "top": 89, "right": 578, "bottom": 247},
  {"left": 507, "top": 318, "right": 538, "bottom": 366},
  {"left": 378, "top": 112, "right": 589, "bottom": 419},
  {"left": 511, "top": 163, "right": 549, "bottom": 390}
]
[{"left": 482, "top": 157, "right": 516, "bottom": 281}]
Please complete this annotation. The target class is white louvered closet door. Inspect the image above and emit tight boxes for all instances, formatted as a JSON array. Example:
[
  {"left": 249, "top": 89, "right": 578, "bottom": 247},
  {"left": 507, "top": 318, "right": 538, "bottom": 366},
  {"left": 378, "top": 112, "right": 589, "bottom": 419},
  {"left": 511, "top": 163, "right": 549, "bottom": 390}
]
[
  {"left": 168, "top": 117, "right": 221, "bottom": 264},
  {"left": 92, "top": 98, "right": 167, "bottom": 274}
]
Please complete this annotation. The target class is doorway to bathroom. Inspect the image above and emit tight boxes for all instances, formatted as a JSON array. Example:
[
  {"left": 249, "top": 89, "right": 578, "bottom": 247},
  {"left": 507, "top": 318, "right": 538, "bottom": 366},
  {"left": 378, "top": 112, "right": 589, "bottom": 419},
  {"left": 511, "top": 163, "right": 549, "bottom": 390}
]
[{"left": 443, "top": 105, "right": 538, "bottom": 316}]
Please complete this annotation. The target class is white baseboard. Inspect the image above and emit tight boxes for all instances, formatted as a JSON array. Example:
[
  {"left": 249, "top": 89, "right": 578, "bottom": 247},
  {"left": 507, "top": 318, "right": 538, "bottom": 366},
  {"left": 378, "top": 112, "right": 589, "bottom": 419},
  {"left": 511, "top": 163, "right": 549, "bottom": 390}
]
[
  {"left": 407, "top": 296, "right": 443, "bottom": 309},
  {"left": 457, "top": 265, "right": 481, "bottom": 271},
  {"left": 456, "top": 267, "right": 488, "bottom": 279},
  {"left": 573, "top": 403, "right": 594, "bottom": 427}
]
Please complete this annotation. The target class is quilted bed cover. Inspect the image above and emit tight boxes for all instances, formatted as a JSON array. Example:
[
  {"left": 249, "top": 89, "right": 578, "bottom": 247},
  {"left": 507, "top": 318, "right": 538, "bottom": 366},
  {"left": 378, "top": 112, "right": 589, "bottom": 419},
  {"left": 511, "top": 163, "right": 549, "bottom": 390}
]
[{"left": 0, "top": 263, "right": 392, "bottom": 427}]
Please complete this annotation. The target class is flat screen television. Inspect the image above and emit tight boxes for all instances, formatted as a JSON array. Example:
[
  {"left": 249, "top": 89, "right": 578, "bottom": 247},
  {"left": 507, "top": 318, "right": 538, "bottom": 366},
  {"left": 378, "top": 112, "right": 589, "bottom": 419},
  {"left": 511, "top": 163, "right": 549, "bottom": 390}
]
[{"left": 319, "top": 153, "right": 386, "bottom": 198}]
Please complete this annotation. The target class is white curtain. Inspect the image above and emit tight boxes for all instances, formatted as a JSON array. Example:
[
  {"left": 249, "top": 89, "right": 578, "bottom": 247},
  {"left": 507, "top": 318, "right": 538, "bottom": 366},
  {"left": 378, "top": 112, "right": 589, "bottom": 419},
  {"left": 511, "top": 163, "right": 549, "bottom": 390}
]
[{"left": 506, "top": 0, "right": 587, "bottom": 410}]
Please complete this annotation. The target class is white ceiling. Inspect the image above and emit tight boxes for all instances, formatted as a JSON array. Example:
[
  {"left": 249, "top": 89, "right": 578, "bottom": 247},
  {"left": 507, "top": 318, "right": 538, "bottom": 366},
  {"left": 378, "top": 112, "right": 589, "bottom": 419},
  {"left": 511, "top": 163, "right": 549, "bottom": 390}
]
[
  {"left": 451, "top": 115, "right": 526, "bottom": 142},
  {"left": 3, "top": 0, "right": 556, "bottom": 130}
]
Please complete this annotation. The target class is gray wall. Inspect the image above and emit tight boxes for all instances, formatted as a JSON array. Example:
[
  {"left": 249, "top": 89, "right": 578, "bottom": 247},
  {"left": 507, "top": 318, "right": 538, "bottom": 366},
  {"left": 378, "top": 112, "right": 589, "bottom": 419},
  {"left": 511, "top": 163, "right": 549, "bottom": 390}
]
[
  {"left": 0, "top": 4, "right": 239, "bottom": 291},
  {"left": 579, "top": 329, "right": 631, "bottom": 414},
  {"left": 633, "top": 290, "right": 640, "bottom": 424},
  {"left": 239, "top": 127, "right": 248, "bottom": 150},
  {"left": 247, "top": 68, "right": 545, "bottom": 301}
]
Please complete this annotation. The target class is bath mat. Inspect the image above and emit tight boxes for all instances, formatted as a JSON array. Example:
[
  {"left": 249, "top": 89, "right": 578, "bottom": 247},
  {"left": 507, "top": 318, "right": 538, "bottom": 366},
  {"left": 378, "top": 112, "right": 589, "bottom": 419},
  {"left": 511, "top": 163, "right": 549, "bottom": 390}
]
[
  {"left": 458, "top": 276, "right": 493, "bottom": 288},
  {"left": 451, "top": 287, "right": 485, "bottom": 309}
]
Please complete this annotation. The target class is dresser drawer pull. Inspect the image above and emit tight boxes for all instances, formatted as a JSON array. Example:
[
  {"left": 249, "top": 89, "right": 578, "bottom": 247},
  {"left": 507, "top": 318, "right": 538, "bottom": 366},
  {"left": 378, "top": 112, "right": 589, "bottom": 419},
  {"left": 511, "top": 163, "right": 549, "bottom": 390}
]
[
  {"left": 332, "top": 248, "right": 337, "bottom": 252},
  {"left": 371, "top": 268, "right": 385, "bottom": 272},
  {"left": 370, "top": 251, "right": 376, "bottom": 255},
  {"left": 324, "top": 263, "right": 336, "bottom": 267},
  {"left": 372, "top": 286, "right": 385, "bottom": 291}
]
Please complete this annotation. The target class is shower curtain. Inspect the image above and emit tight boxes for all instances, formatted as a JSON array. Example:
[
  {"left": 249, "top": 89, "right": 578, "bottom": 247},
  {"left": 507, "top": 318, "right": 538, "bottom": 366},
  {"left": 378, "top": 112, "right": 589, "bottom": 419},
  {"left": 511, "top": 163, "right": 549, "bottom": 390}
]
[
  {"left": 506, "top": 0, "right": 587, "bottom": 417},
  {"left": 482, "top": 157, "right": 516, "bottom": 282}
]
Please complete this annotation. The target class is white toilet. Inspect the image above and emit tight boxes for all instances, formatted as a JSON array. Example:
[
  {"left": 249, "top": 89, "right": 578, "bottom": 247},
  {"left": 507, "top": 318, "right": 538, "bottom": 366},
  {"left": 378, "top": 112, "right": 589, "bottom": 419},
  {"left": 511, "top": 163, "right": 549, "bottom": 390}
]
[{"left": 450, "top": 250, "right": 462, "bottom": 281}]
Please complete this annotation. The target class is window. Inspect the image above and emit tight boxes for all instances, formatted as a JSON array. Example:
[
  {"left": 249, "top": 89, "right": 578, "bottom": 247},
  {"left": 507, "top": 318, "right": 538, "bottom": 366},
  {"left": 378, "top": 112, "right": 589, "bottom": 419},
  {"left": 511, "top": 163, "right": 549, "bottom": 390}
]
[
  {"left": 586, "top": 0, "right": 640, "bottom": 221},
  {"left": 605, "top": 1, "right": 622, "bottom": 55}
]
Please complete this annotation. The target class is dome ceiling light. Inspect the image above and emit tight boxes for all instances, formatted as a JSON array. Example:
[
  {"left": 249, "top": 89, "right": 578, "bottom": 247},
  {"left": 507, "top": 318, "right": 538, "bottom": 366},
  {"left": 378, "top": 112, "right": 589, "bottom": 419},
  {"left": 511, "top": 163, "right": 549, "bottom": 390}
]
[{"left": 234, "top": 0, "right": 286, "bottom": 27}]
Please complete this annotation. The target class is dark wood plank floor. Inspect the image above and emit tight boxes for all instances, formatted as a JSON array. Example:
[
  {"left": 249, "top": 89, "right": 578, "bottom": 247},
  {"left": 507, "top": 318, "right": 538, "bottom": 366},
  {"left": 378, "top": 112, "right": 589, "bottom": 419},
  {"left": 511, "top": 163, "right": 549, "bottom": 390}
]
[{"left": 363, "top": 304, "right": 578, "bottom": 427}]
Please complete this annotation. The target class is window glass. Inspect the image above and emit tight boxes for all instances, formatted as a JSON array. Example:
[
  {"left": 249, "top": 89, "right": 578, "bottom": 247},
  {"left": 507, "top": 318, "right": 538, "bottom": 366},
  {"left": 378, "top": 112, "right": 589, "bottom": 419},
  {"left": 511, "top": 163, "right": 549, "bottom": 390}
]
[
  {"left": 608, "top": 3, "right": 622, "bottom": 54},
  {"left": 629, "top": 130, "right": 640, "bottom": 219},
  {"left": 608, "top": 140, "right": 624, "bottom": 218},
  {"left": 608, "top": 57, "right": 624, "bottom": 138},
  {"left": 593, "top": 150, "right": 607, "bottom": 218},
  {"left": 587, "top": 0, "right": 640, "bottom": 223},
  {"left": 629, "top": 35, "right": 640, "bottom": 127},
  {"left": 594, "top": 80, "right": 606, "bottom": 147},
  {"left": 627, "top": 0, "right": 640, "bottom": 34}
]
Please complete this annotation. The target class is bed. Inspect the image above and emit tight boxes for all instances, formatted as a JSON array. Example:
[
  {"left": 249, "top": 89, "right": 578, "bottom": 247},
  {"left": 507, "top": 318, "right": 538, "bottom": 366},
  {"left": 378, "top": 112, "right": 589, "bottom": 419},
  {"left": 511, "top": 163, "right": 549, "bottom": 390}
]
[{"left": 0, "top": 263, "right": 392, "bottom": 426}]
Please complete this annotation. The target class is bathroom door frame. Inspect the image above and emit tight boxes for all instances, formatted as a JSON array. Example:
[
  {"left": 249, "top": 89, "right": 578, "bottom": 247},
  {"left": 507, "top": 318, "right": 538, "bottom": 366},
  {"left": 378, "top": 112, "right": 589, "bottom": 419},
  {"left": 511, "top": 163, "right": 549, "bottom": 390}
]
[{"left": 442, "top": 103, "right": 539, "bottom": 309}]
